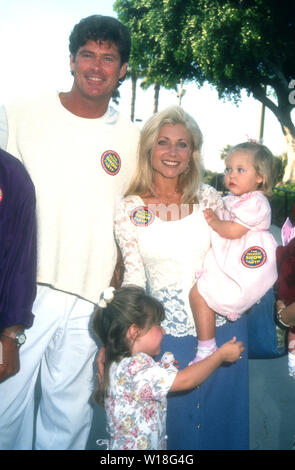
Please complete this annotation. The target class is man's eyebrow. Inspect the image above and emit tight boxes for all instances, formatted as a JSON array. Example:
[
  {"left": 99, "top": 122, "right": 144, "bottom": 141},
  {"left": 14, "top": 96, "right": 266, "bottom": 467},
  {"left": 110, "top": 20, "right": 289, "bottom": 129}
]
[
  {"left": 78, "top": 48, "right": 117, "bottom": 57},
  {"left": 78, "top": 48, "right": 95, "bottom": 55}
]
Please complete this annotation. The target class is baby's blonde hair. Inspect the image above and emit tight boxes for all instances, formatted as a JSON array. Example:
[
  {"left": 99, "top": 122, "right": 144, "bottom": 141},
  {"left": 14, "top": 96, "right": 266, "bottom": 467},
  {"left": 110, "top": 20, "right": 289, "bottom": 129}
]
[{"left": 227, "top": 142, "right": 275, "bottom": 197}]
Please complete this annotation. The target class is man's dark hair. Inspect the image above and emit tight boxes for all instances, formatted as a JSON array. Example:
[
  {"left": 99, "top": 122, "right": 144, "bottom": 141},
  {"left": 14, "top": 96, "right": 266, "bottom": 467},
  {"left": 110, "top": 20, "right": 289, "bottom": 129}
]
[{"left": 69, "top": 15, "right": 131, "bottom": 65}]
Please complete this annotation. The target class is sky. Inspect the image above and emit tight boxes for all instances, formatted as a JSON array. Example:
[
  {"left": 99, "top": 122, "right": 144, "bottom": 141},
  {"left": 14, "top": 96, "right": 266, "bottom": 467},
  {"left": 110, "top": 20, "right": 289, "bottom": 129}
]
[{"left": 0, "top": 0, "right": 289, "bottom": 172}]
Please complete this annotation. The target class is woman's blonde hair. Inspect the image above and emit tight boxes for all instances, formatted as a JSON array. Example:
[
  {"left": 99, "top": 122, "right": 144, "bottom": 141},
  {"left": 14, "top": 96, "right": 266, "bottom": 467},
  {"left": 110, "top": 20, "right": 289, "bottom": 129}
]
[
  {"left": 125, "top": 106, "right": 204, "bottom": 203},
  {"left": 227, "top": 142, "right": 275, "bottom": 197}
]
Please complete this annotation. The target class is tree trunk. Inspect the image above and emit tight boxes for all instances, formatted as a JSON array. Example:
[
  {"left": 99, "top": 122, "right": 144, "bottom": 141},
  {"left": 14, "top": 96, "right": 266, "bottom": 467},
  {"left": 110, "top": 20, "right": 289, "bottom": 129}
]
[
  {"left": 253, "top": 85, "right": 295, "bottom": 183},
  {"left": 177, "top": 79, "right": 185, "bottom": 106},
  {"left": 153, "top": 83, "right": 160, "bottom": 113},
  {"left": 130, "top": 72, "right": 137, "bottom": 122},
  {"left": 282, "top": 125, "right": 295, "bottom": 183}
]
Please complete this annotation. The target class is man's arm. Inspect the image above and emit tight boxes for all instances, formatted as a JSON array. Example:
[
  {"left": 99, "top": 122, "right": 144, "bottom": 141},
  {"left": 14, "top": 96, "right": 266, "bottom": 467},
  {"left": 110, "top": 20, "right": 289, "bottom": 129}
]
[
  {"left": 0, "top": 325, "right": 24, "bottom": 382},
  {"left": 0, "top": 156, "right": 37, "bottom": 383}
]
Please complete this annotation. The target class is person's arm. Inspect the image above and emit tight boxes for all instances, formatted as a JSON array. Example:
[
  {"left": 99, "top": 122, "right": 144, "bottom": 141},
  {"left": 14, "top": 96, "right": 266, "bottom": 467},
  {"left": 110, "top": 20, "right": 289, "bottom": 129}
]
[
  {"left": 96, "top": 346, "right": 105, "bottom": 389},
  {"left": 170, "top": 337, "right": 244, "bottom": 391},
  {"left": 110, "top": 244, "right": 124, "bottom": 289},
  {"left": 0, "top": 166, "right": 37, "bottom": 383},
  {"left": 114, "top": 198, "right": 146, "bottom": 288},
  {"left": 203, "top": 208, "right": 249, "bottom": 239},
  {"left": 276, "top": 300, "right": 295, "bottom": 327},
  {"left": 0, "top": 325, "right": 25, "bottom": 382}
]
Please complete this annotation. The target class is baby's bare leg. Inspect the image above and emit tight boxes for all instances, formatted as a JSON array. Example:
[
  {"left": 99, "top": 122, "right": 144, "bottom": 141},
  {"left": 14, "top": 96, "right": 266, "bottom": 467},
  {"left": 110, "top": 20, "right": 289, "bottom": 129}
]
[
  {"left": 189, "top": 284, "right": 215, "bottom": 340},
  {"left": 189, "top": 284, "right": 217, "bottom": 364}
]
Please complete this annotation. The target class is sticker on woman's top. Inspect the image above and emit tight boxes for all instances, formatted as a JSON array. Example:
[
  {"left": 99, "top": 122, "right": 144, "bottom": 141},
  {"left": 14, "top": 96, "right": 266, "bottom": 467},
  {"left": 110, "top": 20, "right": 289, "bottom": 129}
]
[
  {"left": 131, "top": 206, "right": 155, "bottom": 226},
  {"left": 241, "top": 246, "right": 267, "bottom": 268},
  {"left": 101, "top": 150, "right": 121, "bottom": 175}
]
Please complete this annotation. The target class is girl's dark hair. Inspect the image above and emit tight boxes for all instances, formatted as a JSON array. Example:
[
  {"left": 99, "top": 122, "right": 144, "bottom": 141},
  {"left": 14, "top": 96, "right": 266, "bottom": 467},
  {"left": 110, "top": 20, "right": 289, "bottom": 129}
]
[
  {"left": 69, "top": 15, "right": 131, "bottom": 65},
  {"left": 92, "top": 286, "right": 165, "bottom": 405}
]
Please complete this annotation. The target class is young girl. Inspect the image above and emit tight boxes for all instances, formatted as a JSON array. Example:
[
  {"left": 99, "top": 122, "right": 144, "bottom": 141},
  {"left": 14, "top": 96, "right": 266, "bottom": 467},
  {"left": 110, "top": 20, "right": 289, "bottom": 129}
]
[
  {"left": 189, "top": 142, "right": 278, "bottom": 363},
  {"left": 93, "top": 285, "right": 244, "bottom": 450}
]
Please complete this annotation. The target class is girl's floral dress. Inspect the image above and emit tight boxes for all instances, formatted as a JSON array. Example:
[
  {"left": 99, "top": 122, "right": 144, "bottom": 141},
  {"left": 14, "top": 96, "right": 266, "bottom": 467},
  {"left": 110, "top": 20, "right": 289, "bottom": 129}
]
[{"left": 104, "top": 352, "right": 177, "bottom": 450}]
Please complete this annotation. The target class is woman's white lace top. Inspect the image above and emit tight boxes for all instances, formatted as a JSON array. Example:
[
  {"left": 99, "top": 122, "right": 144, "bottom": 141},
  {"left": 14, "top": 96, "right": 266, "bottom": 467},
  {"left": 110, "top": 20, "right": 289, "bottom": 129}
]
[{"left": 114, "top": 184, "right": 226, "bottom": 337}]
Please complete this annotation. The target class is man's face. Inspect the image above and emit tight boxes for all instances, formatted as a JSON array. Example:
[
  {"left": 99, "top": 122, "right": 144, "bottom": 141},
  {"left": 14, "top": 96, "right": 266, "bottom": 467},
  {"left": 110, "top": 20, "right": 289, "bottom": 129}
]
[{"left": 70, "top": 40, "right": 127, "bottom": 103}]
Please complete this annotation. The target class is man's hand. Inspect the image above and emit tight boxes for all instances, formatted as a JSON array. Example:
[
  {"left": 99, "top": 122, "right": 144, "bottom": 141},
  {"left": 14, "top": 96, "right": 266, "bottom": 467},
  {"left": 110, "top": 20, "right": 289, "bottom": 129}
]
[{"left": 0, "top": 335, "right": 20, "bottom": 383}]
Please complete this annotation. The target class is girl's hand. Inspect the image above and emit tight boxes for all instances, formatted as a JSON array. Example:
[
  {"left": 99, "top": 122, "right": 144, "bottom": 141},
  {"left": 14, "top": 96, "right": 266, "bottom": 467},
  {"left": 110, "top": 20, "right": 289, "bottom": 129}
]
[
  {"left": 219, "top": 337, "right": 245, "bottom": 363},
  {"left": 203, "top": 209, "right": 219, "bottom": 227}
]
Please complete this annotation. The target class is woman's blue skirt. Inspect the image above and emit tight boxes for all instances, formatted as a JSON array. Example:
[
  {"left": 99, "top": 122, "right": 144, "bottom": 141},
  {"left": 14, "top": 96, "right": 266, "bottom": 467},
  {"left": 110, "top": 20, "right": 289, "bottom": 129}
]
[{"left": 159, "top": 314, "right": 249, "bottom": 450}]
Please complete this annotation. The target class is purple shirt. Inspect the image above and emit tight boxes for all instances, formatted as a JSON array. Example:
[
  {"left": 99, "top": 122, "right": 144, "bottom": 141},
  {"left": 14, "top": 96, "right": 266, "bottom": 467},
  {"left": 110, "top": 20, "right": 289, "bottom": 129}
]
[{"left": 0, "top": 148, "right": 37, "bottom": 330}]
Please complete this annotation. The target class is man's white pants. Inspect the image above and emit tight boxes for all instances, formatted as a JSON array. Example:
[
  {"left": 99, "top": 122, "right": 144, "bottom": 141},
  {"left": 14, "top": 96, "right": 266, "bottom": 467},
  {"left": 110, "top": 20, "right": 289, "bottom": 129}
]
[{"left": 0, "top": 285, "right": 98, "bottom": 450}]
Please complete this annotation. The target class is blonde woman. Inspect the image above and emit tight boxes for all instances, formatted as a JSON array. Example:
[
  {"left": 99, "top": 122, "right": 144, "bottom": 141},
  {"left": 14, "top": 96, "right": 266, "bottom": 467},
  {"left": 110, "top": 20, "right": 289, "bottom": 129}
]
[{"left": 114, "top": 106, "right": 249, "bottom": 450}]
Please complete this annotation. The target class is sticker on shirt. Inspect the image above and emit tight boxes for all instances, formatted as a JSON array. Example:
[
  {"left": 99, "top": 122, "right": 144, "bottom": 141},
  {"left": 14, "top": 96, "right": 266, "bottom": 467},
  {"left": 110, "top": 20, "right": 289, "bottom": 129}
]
[
  {"left": 131, "top": 206, "right": 155, "bottom": 226},
  {"left": 101, "top": 150, "right": 121, "bottom": 175},
  {"left": 241, "top": 246, "right": 267, "bottom": 268},
  {"left": 0, "top": 187, "right": 3, "bottom": 203}
]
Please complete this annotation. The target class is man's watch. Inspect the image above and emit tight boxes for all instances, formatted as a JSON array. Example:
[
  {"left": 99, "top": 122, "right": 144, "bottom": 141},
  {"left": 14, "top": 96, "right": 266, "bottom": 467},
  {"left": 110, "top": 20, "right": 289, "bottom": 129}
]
[
  {"left": 14, "top": 331, "right": 26, "bottom": 347},
  {"left": 1, "top": 331, "right": 26, "bottom": 347}
]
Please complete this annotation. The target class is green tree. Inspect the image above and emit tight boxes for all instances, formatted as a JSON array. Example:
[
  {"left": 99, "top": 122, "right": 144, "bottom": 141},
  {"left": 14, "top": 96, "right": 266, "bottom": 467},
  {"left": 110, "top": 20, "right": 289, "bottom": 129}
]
[
  {"left": 114, "top": 0, "right": 167, "bottom": 118},
  {"left": 113, "top": 1, "right": 147, "bottom": 120},
  {"left": 115, "top": 0, "right": 295, "bottom": 181},
  {"left": 186, "top": 0, "right": 295, "bottom": 182},
  {"left": 114, "top": 0, "right": 187, "bottom": 116}
]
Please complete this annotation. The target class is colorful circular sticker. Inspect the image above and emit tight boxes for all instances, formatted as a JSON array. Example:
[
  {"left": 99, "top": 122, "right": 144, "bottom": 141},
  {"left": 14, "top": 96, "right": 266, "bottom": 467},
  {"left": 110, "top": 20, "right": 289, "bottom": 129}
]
[
  {"left": 241, "top": 246, "right": 267, "bottom": 269},
  {"left": 131, "top": 206, "right": 155, "bottom": 226},
  {"left": 101, "top": 150, "right": 121, "bottom": 175},
  {"left": 0, "top": 187, "right": 3, "bottom": 203}
]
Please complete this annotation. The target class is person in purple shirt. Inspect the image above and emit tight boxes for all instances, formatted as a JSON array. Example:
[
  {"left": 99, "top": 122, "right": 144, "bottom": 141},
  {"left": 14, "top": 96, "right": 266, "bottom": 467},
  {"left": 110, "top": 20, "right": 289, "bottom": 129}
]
[{"left": 0, "top": 148, "right": 37, "bottom": 383}]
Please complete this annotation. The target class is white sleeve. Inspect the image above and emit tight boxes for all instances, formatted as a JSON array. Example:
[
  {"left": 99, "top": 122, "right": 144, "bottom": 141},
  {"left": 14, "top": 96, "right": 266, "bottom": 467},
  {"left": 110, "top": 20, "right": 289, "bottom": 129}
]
[
  {"left": 114, "top": 197, "right": 147, "bottom": 289},
  {"left": 0, "top": 106, "right": 8, "bottom": 150},
  {"left": 198, "top": 184, "right": 224, "bottom": 211},
  {"left": 225, "top": 192, "right": 271, "bottom": 230}
]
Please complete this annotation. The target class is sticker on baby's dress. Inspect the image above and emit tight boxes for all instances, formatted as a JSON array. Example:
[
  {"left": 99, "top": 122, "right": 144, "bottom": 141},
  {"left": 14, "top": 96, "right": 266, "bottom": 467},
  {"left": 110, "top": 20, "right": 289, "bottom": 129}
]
[
  {"left": 101, "top": 150, "right": 121, "bottom": 175},
  {"left": 131, "top": 206, "right": 155, "bottom": 226},
  {"left": 241, "top": 246, "right": 267, "bottom": 268},
  {"left": 0, "top": 187, "right": 3, "bottom": 203}
]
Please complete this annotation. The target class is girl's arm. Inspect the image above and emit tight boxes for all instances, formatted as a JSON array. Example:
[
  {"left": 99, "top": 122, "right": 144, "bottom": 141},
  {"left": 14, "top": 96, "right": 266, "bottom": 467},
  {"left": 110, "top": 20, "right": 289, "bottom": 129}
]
[
  {"left": 204, "top": 209, "right": 249, "bottom": 239},
  {"left": 170, "top": 337, "right": 244, "bottom": 392}
]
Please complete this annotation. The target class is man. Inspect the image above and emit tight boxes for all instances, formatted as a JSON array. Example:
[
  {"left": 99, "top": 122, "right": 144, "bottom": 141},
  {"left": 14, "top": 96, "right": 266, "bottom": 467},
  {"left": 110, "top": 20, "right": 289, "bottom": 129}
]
[
  {"left": 0, "top": 15, "right": 139, "bottom": 450},
  {"left": 0, "top": 149, "right": 36, "bottom": 383}
]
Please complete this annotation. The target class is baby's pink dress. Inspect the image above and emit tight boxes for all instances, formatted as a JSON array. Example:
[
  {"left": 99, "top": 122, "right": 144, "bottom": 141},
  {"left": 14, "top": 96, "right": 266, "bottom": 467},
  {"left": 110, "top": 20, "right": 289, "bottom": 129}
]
[{"left": 197, "top": 191, "right": 278, "bottom": 320}]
